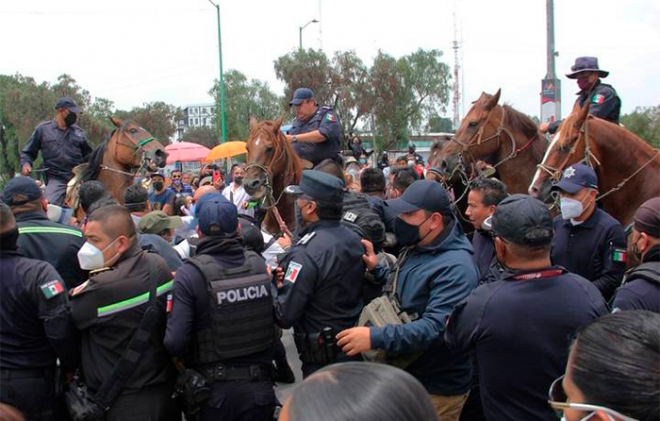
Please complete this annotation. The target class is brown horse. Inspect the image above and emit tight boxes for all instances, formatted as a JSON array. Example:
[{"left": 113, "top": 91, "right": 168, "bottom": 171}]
[
  {"left": 529, "top": 103, "right": 660, "bottom": 225},
  {"left": 432, "top": 89, "right": 547, "bottom": 195},
  {"left": 67, "top": 116, "right": 167, "bottom": 213},
  {"left": 244, "top": 117, "right": 303, "bottom": 235}
]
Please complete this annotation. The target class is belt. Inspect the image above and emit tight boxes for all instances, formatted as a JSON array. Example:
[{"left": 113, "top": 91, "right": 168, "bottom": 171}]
[
  {"left": 200, "top": 364, "right": 272, "bottom": 383},
  {"left": 0, "top": 367, "right": 54, "bottom": 380}
]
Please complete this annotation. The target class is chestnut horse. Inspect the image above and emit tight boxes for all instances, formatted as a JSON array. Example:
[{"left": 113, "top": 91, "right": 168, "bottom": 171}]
[
  {"left": 67, "top": 116, "right": 167, "bottom": 214},
  {"left": 529, "top": 103, "right": 660, "bottom": 225},
  {"left": 433, "top": 89, "right": 547, "bottom": 195},
  {"left": 244, "top": 117, "right": 303, "bottom": 236}
]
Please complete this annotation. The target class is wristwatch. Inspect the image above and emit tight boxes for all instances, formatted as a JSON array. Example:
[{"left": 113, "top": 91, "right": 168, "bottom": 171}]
[{"left": 292, "top": 135, "right": 299, "bottom": 143}]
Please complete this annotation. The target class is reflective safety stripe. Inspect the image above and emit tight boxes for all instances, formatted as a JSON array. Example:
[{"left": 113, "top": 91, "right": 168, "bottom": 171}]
[
  {"left": 97, "top": 280, "right": 173, "bottom": 318},
  {"left": 18, "top": 226, "right": 83, "bottom": 237}
]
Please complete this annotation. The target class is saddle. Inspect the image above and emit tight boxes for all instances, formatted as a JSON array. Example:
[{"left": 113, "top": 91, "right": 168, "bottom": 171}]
[{"left": 65, "top": 163, "right": 88, "bottom": 211}]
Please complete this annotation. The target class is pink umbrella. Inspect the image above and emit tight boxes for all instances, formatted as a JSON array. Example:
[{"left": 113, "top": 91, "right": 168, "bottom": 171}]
[{"left": 165, "top": 142, "right": 211, "bottom": 164}]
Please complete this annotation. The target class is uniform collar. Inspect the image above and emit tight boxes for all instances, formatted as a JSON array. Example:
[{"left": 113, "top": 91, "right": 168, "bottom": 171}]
[
  {"left": 14, "top": 210, "right": 49, "bottom": 223},
  {"left": 501, "top": 265, "right": 567, "bottom": 281},
  {"left": 562, "top": 207, "right": 600, "bottom": 228}
]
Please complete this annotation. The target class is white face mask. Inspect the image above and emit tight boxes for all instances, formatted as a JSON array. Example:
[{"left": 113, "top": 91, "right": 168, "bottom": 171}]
[
  {"left": 77, "top": 238, "right": 119, "bottom": 270},
  {"left": 560, "top": 196, "right": 587, "bottom": 220}
]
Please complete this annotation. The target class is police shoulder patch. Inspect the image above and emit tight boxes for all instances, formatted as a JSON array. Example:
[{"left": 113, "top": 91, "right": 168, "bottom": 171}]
[
  {"left": 40, "top": 280, "right": 65, "bottom": 300},
  {"left": 592, "top": 94, "right": 605, "bottom": 105},
  {"left": 324, "top": 112, "right": 337, "bottom": 123},
  {"left": 285, "top": 261, "right": 303, "bottom": 283}
]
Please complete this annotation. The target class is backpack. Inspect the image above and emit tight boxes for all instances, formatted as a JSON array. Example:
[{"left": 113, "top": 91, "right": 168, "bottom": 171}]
[{"left": 341, "top": 191, "right": 386, "bottom": 246}]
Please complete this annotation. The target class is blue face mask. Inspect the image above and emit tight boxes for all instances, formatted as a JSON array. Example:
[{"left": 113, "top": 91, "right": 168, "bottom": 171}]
[
  {"left": 190, "top": 204, "right": 196, "bottom": 216},
  {"left": 359, "top": 158, "right": 367, "bottom": 165}
]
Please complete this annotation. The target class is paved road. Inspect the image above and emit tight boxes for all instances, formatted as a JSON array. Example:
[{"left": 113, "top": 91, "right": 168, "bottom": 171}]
[{"left": 274, "top": 329, "right": 303, "bottom": 403}]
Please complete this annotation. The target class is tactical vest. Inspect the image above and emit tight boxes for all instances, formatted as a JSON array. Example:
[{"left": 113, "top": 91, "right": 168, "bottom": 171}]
[
  {"left": 623, "top": 261, "right": 660, "bottom": 285},
  {"left": 186, "top": 251, "right": 274, "bottom": 365},
  {"left": 341, "top": 192, "right": 386, "bottom": 246}
]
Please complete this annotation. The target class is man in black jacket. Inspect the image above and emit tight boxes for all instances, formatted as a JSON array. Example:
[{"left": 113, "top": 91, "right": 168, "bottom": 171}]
[{"left": 3, "top": 176, "right": 86, "bottom": 290}]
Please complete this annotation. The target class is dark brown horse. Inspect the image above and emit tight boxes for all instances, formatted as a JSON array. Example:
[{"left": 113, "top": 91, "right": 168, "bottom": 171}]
[
  {"left": 529, "top": 103, "right": 660, "bottom": 225},
  {"left": 433, "top": 90, "right": 547, "bottom": 195},
  {"left": 67, "top": 116, "right": 167, "bottom": 213},
  {"left": 244, "top": 117, "right": 303, "bottom": 235}
]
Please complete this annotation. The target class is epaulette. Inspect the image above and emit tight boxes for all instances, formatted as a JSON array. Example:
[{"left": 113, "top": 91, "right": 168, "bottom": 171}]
[
  {"left": 297, "top": 231, "right": 317, "bottom": 246},
  {"left": 89, "top": 267, "right": 112, "bottom": 277},
  {"left": 70, "top": 280, "right": 90, "bottom": 297}
]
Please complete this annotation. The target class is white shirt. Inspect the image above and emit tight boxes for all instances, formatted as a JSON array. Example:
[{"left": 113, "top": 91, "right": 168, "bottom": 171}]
[{"left": 222, "top": 183, "right": 254, "bottom": 217}]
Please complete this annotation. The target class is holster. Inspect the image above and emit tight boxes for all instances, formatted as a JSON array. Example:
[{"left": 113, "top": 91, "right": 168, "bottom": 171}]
[
  {"left": 293, "top": 327, "right": 338, "bottom": 365},
  {"left": 173, "top": 369, "right": 211, "bottom": 421},
  {"left": 63, "top": 373, "right": 105, "bottom": 421}
]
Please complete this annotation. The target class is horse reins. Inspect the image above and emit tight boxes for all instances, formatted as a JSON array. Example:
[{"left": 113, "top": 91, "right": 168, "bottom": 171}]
[{"left": 101, "top": 131, "right": 157, "bottom": 178}]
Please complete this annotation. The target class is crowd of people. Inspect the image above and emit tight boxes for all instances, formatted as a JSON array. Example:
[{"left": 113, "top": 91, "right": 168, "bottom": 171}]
[{"left": 1, "top": 58, "right": 657, "bottom": 421}]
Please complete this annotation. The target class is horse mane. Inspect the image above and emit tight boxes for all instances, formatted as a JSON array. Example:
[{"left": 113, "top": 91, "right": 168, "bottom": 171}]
[
  {"left": 559, "top": 113, "right": 656, "bottom": 152},
  {"left": 80, "top": 134, "right": 110, "bottom": 182},
  {"left": 502, "top": 104, "right": 539, "bottom": 141}
]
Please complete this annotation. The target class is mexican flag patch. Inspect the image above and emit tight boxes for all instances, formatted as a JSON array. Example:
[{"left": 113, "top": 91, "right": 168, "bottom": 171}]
[
  {"left": 325, "top": 113, "right": 336, "bottom": 123},
  {"left": 285, "top": 261, "right": 303, "bottom": 283},
  {"left": 612, "top": 248, "right": 627, "bottom": 263},
  {"left": 40, "top": 280, "right": 65, "bottom": 300},
  {"left": 592, "top": 94, "right": 605, "bottom": 105}
]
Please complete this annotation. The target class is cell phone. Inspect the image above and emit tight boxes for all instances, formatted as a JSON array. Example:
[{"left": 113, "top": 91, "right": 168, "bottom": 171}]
[{"left": 212, "top": 170, "right": 220, "bottom": 183}]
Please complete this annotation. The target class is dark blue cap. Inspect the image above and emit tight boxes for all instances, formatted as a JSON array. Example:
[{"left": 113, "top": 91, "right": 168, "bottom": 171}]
[
  {"left": 284, "top": 170, "right": 344, "bottom": 200},
  {"left": 195, "top": 193, "right": 238, "bottom": 236},
  {"left": 289, "top": 88, "right": 314, "bottom": 106},
  {"left": 566, "top": 56, "right": 609, "bottom": 79},
  {"left": 386, "top": 180, "right": 451, "bottom": 215},
  {"left": 150, "top": 171, "right": 166, "bottom": 179},
  {"left": 551, "top": 163, "right": 599, "bottom": 194},
  {"left": 55, "top": 96, "right": 79, "bottom": 114},
  {"left": 491, "top": 194, "right": 553, "bottom": 246},
  {"left": 2, "top": 176, "right": 43, "bottom": 206}
]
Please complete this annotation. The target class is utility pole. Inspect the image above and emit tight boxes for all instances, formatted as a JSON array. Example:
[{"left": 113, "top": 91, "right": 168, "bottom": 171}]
[
  {"left": 452, "top": 11, "right": 462, "bottom": 131},
  {"left": 541, "top": 0, "right": 561, "bottom": 129},
  {"left": 299, "top": 19, "right": 318, "bottom": 50},
  {"left": 208, "top": 0, "right": 226, "bottom": 143}
]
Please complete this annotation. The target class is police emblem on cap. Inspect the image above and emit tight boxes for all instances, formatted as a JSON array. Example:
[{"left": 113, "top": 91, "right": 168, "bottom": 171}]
[{"left": 563, "top": 167, "right": 576, "bottom": 179}]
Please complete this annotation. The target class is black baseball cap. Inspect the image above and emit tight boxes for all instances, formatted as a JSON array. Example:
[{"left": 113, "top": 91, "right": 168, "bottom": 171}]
[
  {"left": 2, "top": 176, "right": 43, "bottom": 206},
  {"left": 490, "top": 194, "right": 553, "bottom": 246},
  {"left": 285, "top": 170, "right": 344, "bottom": 200},
  {"left": 385, "top": 180, "right": 452, "bottom": 215},
  {"left": 289, "top": 88, "right": 314, "bottom": 106},
  {"left": 55, "top": 97, "right": 79, "bottom": 114}
]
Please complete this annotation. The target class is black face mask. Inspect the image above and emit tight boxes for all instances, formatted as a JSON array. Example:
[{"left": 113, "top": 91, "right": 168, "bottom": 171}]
[
  {"left": 0, "top": 227, "right": 19, "bottom": 251},
  {"left": 394, "top": 215, "right": 432, "bottom": 247},
  {"left": 234, "top": 177, "right": 244, "bottom": 186},
  {"left": 64, "top": 112, "right": 78, "bottom": 127},
  {"left": 152, "top": 182, "right": 164, "bottom": 191}
]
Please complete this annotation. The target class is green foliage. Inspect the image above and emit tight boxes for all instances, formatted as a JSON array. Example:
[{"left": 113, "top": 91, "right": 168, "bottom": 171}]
[
  {"left": 428, "top": 115, "right": 453, "bottom": 133},
  {"left": 210, "top": 69, "right": 284, "bottom": 141},
  {"left": 180, "top": 126, "right": 218, "bottom": 148},
  {"left": 274, "top": 49, "right": 333, "bottom": 106},
  {"left": 114, "top": 101, "right": 178, "bottom": 146},
  {"left": 621, "top": 106, "right": 660, "bottom": 148}
]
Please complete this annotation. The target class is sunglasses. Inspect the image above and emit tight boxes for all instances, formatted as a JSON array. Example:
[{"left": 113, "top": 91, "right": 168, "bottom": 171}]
[
  {"left": 548, "top": 376, "right": 639, "bottom": 421},
  {"left": 172, "top": 175, "right": 181, "bottom": 179}
]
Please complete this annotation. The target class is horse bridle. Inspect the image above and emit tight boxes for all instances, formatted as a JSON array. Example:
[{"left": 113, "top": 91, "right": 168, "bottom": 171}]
[{"left": 101, "top": 128, "right": 157, "bottom": 177}]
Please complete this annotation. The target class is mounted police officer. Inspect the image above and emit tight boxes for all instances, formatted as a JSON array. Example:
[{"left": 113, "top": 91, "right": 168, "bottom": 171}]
[
  {"left": 285, "top": 88, "right": 342, "bottom": 168},
  {"left": 165, "top": 193, "right": 277, "bottom": 421},
  {"left": 540, "top": 56, "right": 621, "bottom": 135},
  {"left": 0, "top": 202, "right": 78, "bottom": 421},
  {"left": 20, "top": 97, "right": 93, "bottom": 205},
  {"left": 274, "top": 170, "right": 366, "bottom": 377}
]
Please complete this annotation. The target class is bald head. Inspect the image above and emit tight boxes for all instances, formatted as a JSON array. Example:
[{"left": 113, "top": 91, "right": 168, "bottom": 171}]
[{"left": 194, "top": 185, "right": 217, "bottom": 203}]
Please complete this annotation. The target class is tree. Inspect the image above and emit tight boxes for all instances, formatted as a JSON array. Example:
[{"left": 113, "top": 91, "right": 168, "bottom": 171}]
[
  {"left": 115, "top": 101, "right": 179, "bottom": 146},
  {"left": 180, "top": 126, "right": 218, "bottom": 148},
  {"left": 428, "top": 115, "right": 453, "bottom": 133},
  {"left": 274, "top": 49, "right": 333, "bottom": 107},
  {"left": 621, "top": 106, "right": 660, "bottom": 148},
  {"left": 210, "top": 70, "right": 283, "bottom": 141}
]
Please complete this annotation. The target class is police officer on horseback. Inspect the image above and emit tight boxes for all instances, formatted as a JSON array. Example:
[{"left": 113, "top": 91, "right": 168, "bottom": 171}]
[
  {"left": 540, "top": 57, "right": 621, "bottom": 135},
  {"left": 286, "top": 88, "right": 342, "bottom": 168},
  {"left": 20, "top": 97, "right": 93, "bottom": 206}
]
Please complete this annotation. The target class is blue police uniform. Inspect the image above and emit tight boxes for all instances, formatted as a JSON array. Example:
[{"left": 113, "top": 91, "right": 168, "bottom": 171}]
[
  {"left": 0, "top": 243, "right": 77, "bottom": 421},
  {"left": 165, "top": 193, "right": 277, "bottom": 421},
  {"left": 275, "top": 171, "right": 365, "bottom": 377},
  {"left": 289, "top": 106, "right": 341, "bottom": 166},
  {"left": 612, "top": 245, "right": 660, "bottom": 313},
  {"left": 471, "top": 229, "right": 500, "bottom": 284}
]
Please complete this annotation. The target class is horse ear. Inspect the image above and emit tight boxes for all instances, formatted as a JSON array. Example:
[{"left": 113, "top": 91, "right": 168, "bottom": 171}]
[
  {"left": 273, "top": 115, "right": 285, "bottom": 133},
  {"left": 249, "top": 116, "right": 259, "bottom": 131},
  {"left": 484, "top": 89, "right": 501, "bottom": 111},
  {"left": 109, "top": 116, "right": 123, "bottom": 128}
]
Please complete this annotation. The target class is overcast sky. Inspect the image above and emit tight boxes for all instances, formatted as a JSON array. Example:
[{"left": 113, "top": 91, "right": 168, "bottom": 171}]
[{"left": 1, "top": 0, "right": 658, "bottom": 123}]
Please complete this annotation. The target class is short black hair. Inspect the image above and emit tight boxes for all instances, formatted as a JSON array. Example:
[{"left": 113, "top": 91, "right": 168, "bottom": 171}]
[
  {"left": 571, "top": 311, "right": 660, "bottom": 421},
  {"left": 123, "top": 184, "right": 149, "bottom": 212},
  {"left": 396, "top": 155, "right": 408, "bottom": 164},
  {"left": 392, "top": 167, "right": 418, "bottom": 193},
  {"left": 0, "top": 202, "right": 16, "bottom": 233},
  {"left": 287, "top": 362, "right": 439, "bottom": 421},
  {"left": 315, "top": 194, "right": 343, "bottom": 221},
  {"left": 360, "top": 168, "right": 386, "bottom": 194},
  {"left": 86, "top": 196, "right": 120, "bottom": 216},
  {"left": 87, "top": 204, "right": 136, "bottom": 239},
  {"left": 314, "top": 159, "right": 344, "bottom": 181},
  {"left": 79, "top": 181, "right": 109, "bottom": 213},
  {"left": 469, "top": 178, "right": 508, "bottom": 206},
  {"left": 173, "top": 196, "right": 188, "bottom": 217}
]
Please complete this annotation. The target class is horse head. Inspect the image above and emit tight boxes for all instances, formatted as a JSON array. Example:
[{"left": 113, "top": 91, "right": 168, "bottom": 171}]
[
  {"left": 437, "top": 90, "right": 503, "bottom": 174},
  {"left": 109, "top": 116, "right": 168, "bottom": 171},
  {"left": 244, "top": 116, "right": 301, "bottom": 200},
  {"left": 529, "top": 102, "right": 593, "bottom": 203},
  {"left": 428, "top": 137, "right": 465, "bottom": 185}
]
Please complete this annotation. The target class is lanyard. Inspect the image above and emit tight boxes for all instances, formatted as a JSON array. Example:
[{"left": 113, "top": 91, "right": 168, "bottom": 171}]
[{"left": 512, "top": 269, "right": 564, "bottom": 281}]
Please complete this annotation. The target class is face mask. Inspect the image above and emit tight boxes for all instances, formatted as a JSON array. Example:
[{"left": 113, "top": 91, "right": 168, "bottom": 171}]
[
  {"left": 152, "top": 182, "right": 164, "bottom": 191},
  {"left": 64, "top": 112, "right": 78, "bottom": 127},
  {"left": 394, "top": 215, "right": 432, "bottom": 247},
  {"left": 577, "top": 78, "right": 593, "bottom": 92},
  {"left": 172, "top": 179, "right": 181, "bottom": 186},
  {"left": 561, "top": 412, "right": 598, "bottom": 421},
  {"left": 0, "top": 227, "right": 19, "bottom": 251},
  {"left": 631, "top": 236, "right": 644, "bottom": 261},
  {"left": 234, "top": 177, "right": 244, "bottom": 185},
  {"left": 359, "top": 158, "right": 367, "bottom": 165},
  {"left": 295, "top": 201, "right": 310, "bottom": 228},
  {"left": 77, "top": 238, "right": 119, "bottom": 270},
  {"left": 560, "top": 195, "right": 589, "bottom": 220},
  {"left": 407, "top": 160, "right": 415, "bottom": 167}
]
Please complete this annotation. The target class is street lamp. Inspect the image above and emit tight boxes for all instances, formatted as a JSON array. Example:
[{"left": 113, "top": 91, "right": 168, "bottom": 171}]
[
  {"left": 207, "top": 0, "right": 226, "bottom": 143},
  {"left": 299, "top": 19, "right": 318, "bottom": 50}
]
